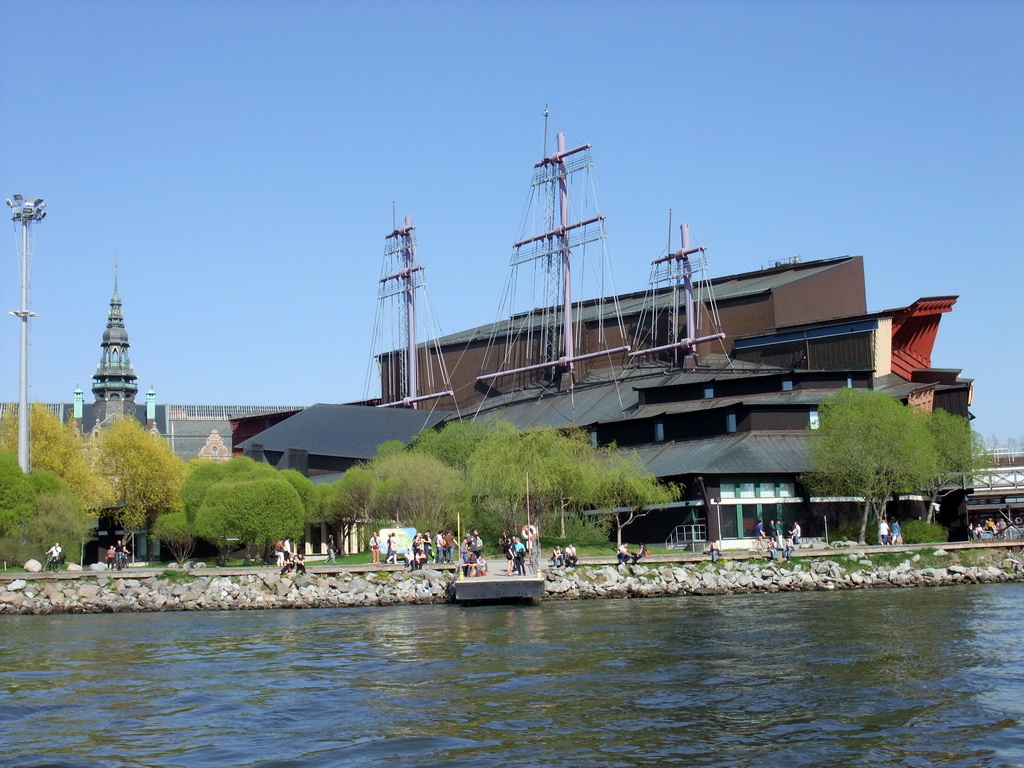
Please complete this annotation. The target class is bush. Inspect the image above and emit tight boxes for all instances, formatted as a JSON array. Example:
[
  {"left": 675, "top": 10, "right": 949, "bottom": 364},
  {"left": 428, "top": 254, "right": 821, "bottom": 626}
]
[
  {"left": 832, "top": 520, "right": 878, "bottom": 545},
  {"left": 898, "top": 519, "right": 948, "bottom": 544}
]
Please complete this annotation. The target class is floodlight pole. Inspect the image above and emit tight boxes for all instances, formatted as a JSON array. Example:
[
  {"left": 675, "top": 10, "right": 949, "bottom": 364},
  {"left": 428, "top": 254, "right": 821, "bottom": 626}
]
[{"left": 7, "top": 195, "right": 45, "bottom": 473}]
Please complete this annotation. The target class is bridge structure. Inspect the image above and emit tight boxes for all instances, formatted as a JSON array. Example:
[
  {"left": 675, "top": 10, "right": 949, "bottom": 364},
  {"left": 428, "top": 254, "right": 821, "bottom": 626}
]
[{"left": 966, "top": 465, "right": 1024, "bottom": 526}]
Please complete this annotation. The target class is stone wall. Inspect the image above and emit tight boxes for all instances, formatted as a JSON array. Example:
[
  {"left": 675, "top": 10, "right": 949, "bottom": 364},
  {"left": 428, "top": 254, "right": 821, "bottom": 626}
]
[{"left": 1, "top": 551, "right": 1022, "bottom": 615}]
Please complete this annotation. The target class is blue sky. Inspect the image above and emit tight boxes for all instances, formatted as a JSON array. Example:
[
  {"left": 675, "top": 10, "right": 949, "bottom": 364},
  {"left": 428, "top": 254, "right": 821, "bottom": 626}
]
[{"left": 2, "top": 0, "right": 1021, "bottom": 442}]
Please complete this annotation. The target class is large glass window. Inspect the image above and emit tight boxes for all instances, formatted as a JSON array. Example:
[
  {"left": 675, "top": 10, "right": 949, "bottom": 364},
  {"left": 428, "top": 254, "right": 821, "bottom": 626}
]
[
  {"left": 726, "top": 412, "right": 737, "bottom": 433},
  {"left": 809, "top": 409, "right": 820, "bottom": 429}
]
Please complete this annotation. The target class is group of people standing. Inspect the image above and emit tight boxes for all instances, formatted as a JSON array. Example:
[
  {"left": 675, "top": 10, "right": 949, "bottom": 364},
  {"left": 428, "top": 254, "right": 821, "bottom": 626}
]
[
  {"left": 753, "top": 519, "right": 801, "bottom": 562},
  {"left": 877, "top": 519, "right": 902, "bottom": 545}
]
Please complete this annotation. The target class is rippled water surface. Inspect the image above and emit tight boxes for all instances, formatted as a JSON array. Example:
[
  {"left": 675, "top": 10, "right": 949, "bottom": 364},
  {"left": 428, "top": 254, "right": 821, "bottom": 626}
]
[{"left": 2, "top": 584, "right": 1024, "bottom": 767}]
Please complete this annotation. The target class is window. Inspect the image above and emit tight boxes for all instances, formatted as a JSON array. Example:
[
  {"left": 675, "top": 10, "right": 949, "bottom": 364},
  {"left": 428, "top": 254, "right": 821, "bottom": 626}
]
[
  {"left": 759, "top": 481, "right": 775, "bottom": 497},
  {"left": 720, "top": 482, "right": 736, "bottom": 499},
  {"left": 809, "top": 409, "right": 820, "bottom": 429},
  {"left": 590, "top": 430, "right": 598, "bottom": 448},
  {"left": 739, "top": 482, "right": 756, "bottom": 499},
  {"left": 726, "top": 412, "right": 737, "bottom": 433},
  {"left": 654, "top": 422, "right": 665, "bottom": 442},
  {"left": 782, "top": 379, "right": 793, "bottom": 391},
  {"left": 704, "top": 386, "right": 715, "bottom": 399}
]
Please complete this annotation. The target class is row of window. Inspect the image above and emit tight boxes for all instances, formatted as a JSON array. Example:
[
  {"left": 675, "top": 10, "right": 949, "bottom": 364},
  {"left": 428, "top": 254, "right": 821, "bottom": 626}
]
[
  {"left": 720, "top": 479, "right": 797, "bottom": 499},
  {"left": 651, "top": 409, "right": 819, "bottom": 441}
]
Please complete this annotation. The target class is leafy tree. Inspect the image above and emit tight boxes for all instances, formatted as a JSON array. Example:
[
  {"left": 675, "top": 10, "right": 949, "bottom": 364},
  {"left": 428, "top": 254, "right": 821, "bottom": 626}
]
[
  {"left": 410, "top": 420, "right": 492, "bottom": 472},
  {"left": 181, "top": 456, "right": 277, "bottom": 524},
  {"left": 153, "top": 511, "right": 197, "bottom": 565},
  {"left": 94, "top": 416, "right": 187, "bottom": 532},
  {"left": 193, "top": 478, "right": 304, "bottom": 563},
  {"left": 22, "top": 492, "right": 92, "bottom": 561},
  {"left": 367, "top": 450, "right": 470, "bottom": 534},
  {"left": 278, "top": 469, "right": 316, "bottom": 519},
  {"left": 317, "top": 467, "right": 375, "bottom": 554},
  {"left": 595, "top": 449, "right": 680, "bottom": 546},
  {"left": 374, "top": 440, "right": 407, "bottom": 459},
  {"left": 0, "top": 403, "right": 112, "bottom": 509},
  {"left": 467, "top": 423, "right": 599, "bottom": 536},
  {"left": 0, "top": 451, "right": 35, "bottom": 538},
  {"left": 923, "top": 409, "right": 988, "bottom": 523},
  {"left": 806, "top": 388, "right": 937, "bottom": 544}
]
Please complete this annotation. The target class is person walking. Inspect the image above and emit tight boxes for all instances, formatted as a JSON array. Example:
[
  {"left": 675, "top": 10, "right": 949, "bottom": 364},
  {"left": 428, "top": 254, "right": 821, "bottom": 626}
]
[
  {"left": 878, "top": 518, "right": 890, "bottom": 546},
  {"left": 326, "top": 534, "right": 337, "bottom": 564}
]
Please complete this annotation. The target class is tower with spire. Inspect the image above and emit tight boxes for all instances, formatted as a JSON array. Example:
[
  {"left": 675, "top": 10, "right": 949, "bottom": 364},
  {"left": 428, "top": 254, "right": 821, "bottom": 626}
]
[{"left": 91, "top": 270, "right": 139, "bottom": 424}]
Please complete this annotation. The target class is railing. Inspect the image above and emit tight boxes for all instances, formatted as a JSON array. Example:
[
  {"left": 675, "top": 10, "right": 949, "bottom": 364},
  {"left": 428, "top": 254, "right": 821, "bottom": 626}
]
[
  {"left": 665, "top": 524, "right": 706, "bottom": 551},
  {"left": 971, "top": 466, "right": 1024, "bottom": 493}
]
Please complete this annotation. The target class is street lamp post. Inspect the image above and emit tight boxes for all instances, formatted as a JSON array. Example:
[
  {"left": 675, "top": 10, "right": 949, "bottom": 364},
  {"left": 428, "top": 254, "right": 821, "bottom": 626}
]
[{"left": 6, "top": 195, "right": 46, "bottom": 473}]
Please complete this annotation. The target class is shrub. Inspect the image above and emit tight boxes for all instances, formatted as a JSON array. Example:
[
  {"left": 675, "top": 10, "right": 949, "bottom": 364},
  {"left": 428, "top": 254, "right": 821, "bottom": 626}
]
[
  {"left": 832, "top": 520, "right": 878, "bottom": 545},
  {"left": 898, "top": 519, "right": 948, "bottom": 544}
]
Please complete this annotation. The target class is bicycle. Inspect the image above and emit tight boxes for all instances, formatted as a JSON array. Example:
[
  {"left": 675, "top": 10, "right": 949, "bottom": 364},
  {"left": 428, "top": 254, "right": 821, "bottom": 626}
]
[
  {"left": 115, "top": 551, "right": 129, "bottom": 571},
  {"left": 44, "top": 554, "right": 61, "bottom": 572}
]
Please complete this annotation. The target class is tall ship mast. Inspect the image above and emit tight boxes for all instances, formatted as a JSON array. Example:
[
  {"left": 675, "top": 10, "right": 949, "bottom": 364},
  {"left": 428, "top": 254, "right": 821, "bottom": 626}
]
[
  {"left": 476, "top": 128, "right": 630, "bottom": 394},
  {"left": 629, "top": 220, "right": 726, "bottom": 367},
  {"left": 371, "top": 215, "right": 454, "bottom": 409}
]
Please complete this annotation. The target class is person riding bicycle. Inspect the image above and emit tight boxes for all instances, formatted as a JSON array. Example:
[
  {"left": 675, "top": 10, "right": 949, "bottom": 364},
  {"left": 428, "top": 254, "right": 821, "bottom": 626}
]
[
  {"left": 45, "top": 542, "right": 62, "bottom": 571},
  {"left": 114, "top": 539, "right": 130, "bottom": 570}
]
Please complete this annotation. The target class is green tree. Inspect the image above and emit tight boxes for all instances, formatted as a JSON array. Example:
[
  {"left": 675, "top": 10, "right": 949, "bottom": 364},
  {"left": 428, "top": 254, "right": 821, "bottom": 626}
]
[
  {"left": 317, "top": 467, "right": 376, "bottom": 554},
  {"left": 22, "top": 492, "right": 92, "bottom": 562},
  {"left": 193, "top": 478, "right": 304, "bottom": 562},
  {"left": 806, "top": 388, "right": 937, "bottom": 544},
  {"left": 153, "top": 511, "right": 197, "bottom": 565},
  {"left": 923, "top": 409, "right": 988, "bottom": 523},
  {"left": 410, "top": 419, "right": 492, "bottom": 471},
  {"left": 0, "top": 451, "right": 35, "bottom": 538},
  {"left": 278, "top": 469, "right": 316, "bottom": 519},
  {"left": 367, "top": 450, "right": 469, "bottom": 534},
  {"left": 595, "top": 449, "right": 680, "bottom": 546},
  {"left": 0, "top": 403, "right": 112, "bottom": 509},
  {"left": 94, "top": 417, "right": 187, "bottom": 531},
  {"left": 467, "top": 423, "right": 598, "bottom": 536},
  {"left": 181, "top": 456, "right": 278, "bottom": 524}
]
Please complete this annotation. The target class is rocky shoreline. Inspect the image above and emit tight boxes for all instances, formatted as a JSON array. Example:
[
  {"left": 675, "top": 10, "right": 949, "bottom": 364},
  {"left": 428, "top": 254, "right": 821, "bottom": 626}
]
[{"left": 1, "top": 548, "right": 1023, "bottom": 615}]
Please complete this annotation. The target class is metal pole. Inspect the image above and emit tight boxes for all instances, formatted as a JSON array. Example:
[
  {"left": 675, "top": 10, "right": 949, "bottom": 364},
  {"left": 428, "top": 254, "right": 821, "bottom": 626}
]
[
  {"left": 557, "top": 133, "right": 574, "bottom": 371},
  {"left": 824, "top": 515, "right": 829, "bottom": 546},
  {"left": 17, "top": 219, "right": 30, "bottom": 472},
  {"left": 402, "top": 217, "right": 418, "bottom": 407}
]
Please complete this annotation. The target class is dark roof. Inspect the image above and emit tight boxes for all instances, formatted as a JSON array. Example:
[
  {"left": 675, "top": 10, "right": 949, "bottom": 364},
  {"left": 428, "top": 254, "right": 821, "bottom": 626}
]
[
  {"left": 236, "top": 403, "right": 453, "bottom": 460},
  {"left": 434, "top": 256, "right": 860, "bottom": 347},
  {"left": 633, "top": 433, "right": 811, "bottom": 477}
]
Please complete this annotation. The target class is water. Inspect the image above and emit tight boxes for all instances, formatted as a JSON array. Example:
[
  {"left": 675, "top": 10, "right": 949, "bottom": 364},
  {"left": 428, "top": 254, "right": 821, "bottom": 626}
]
[{"left": 2, "top": 585, "right": 1023, "bottom": 767}]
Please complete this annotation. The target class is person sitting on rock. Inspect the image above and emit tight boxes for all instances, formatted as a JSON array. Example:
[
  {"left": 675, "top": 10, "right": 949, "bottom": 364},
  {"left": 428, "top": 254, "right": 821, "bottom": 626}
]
[
  {"left": 630, "top": 543, "right": 649, "bottom": 565},
  {"left": 550, "top": 546, "right": 564, "bottom": 567},
  {"left": 563, "top": 544, "right": 578, "bottom": 567},
  {"left": 293, "top": 552, "right": 306, "bottom": 575},
  {"left": 709, "top": 539, "right": 723, "bottom": 564},
  {"left": 617, "top": 543, "right": 630, "bottom": 565}
]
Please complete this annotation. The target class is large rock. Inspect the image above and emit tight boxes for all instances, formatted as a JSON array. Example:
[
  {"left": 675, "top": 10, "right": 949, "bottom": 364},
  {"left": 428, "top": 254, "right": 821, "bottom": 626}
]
[
  {"left": 66, "top": 563, "right": 83, "bottom": 572},
  {"left": 89, "top": 563, "right": 107, "bottom": 572},
  {"left": 24, "top": 559, "right": 42, "bottom": 573},
  {"left": 8, "top": 579, "right": 27, "bottom": 591}
]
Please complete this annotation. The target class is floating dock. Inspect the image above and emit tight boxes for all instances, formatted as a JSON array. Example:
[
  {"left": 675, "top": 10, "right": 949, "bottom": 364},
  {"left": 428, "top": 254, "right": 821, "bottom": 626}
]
[{"left": 453, "top": 573, "right": 545, "bottom": 604}]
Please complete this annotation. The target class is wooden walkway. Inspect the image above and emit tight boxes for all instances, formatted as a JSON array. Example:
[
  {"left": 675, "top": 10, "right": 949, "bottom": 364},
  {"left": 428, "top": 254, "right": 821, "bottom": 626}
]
[{"left": 2, "top": 540, "right": 1020, "bottom": 584}]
